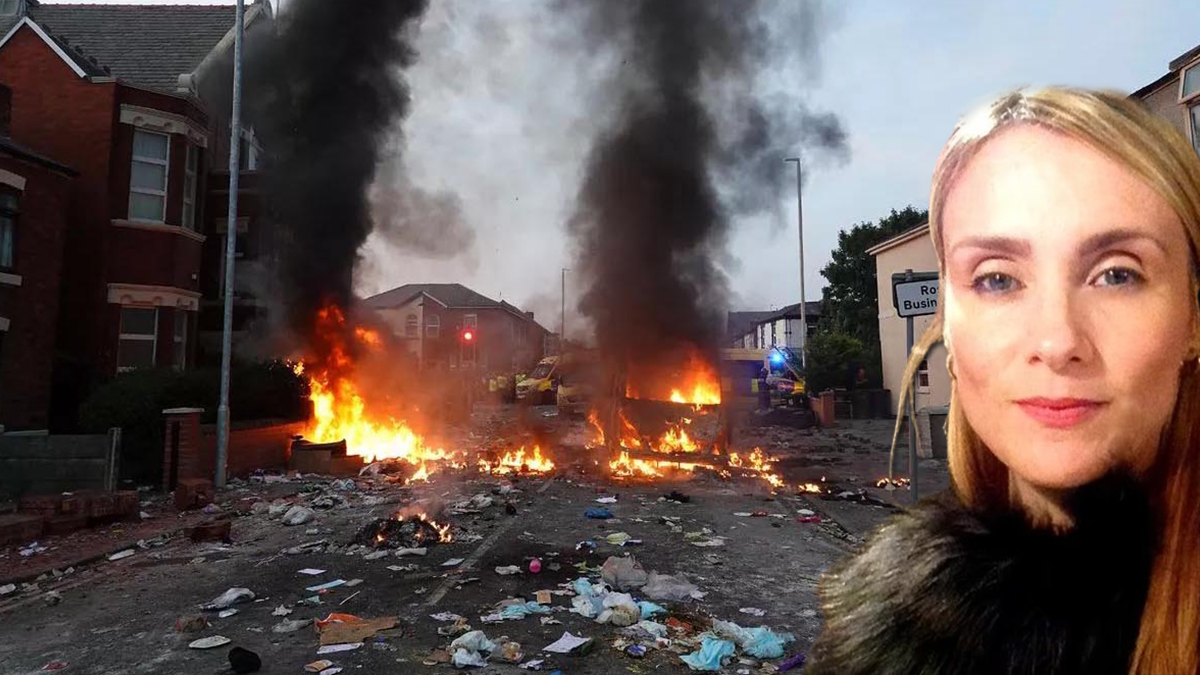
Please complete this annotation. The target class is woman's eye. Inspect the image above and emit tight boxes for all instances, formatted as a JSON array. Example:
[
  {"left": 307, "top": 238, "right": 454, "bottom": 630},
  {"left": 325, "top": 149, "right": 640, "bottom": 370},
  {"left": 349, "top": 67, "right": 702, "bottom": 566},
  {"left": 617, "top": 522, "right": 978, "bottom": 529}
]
[
  {"left": 1095, "top": 267, "right": 1143, "bottom": 287},
  {"left": 972, "top": 272, "right": 1016, "bottom": 294}
]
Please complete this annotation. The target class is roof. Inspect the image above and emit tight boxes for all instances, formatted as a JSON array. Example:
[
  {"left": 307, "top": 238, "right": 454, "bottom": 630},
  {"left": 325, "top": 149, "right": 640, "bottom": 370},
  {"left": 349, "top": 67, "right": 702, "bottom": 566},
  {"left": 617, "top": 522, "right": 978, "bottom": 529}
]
[
  {"left": 10, "top": 3, "right": 243, "bottom": 93},
  {"left": 765, "top": 300, "right": 823, "bottom": 321},
  {"left": 0, "top": 135, "right": 76, "bottom": 176},
  {"left": 365, "top": 283, "right": 502, "bottom": 310},
  {"left": 865, "top": 222, "right": 931, "bottom": 257},
  {"left": 726, "top": 310, "right": 774, "bottom": 339},
  {"left": 1132, "top": 41, "right": 1199, "bottom": 99}
]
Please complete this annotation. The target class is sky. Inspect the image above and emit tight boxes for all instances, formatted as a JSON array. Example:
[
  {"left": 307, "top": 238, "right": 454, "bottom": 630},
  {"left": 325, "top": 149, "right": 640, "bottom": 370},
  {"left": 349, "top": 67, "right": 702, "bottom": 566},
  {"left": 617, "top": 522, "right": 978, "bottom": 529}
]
[{"left": 41, "top": 0, "right": 1200, "bottom": 332}]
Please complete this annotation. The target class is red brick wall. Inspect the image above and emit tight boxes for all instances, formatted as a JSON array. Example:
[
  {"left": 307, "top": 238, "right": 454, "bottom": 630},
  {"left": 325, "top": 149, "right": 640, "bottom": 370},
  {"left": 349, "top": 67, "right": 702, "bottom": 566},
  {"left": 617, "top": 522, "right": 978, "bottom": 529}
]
[
  {"left": 0, "top": 155, "right": 72, "bottom": 429},
  {"left": 196, "top": 420, "right": 305, "bottom": 480},
  {"left": 0, "top": 25, "right": 118, "bottom": 373}
]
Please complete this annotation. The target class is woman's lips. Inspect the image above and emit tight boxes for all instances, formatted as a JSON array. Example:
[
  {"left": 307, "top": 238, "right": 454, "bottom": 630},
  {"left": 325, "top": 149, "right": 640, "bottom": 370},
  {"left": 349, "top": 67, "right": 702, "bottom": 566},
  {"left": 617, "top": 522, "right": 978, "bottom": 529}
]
[{"left": 1015, "top": 398, "right": 1106, "bottom": 429}]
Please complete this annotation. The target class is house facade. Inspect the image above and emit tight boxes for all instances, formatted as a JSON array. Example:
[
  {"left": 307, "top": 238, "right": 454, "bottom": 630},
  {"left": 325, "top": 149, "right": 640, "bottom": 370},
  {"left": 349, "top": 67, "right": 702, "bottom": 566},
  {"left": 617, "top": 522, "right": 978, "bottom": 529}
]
[
  {"left": 866, "top": 224, "right": 951, "bottom": 415},
  {"left": 1132, "top": 41, "right": 1200, "bottom": 156},
  {"left": 727, "top": 302, "right": 821, "bottom": 352},
  {"left": 365, "top": 283, "right": 552, "bottom": 376},
  {"left": 0, "top": 0, "right": 270, "bottom": 429}
]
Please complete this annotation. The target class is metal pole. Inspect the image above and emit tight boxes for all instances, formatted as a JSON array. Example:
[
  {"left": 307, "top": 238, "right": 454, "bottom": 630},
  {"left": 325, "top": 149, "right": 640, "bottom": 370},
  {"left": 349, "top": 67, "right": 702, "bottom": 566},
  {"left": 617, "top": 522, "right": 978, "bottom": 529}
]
[
  {"left": 783, "top": 157, "right": 806, "bottom": 369},
  {"left": 905, "top": 269, "right": 918, "bottom": 504},
  {"left": 561, "top": 268, "right": 567, "bottom": 353},
  {"left": 216, "top": 0, "right": 244, "bottom": 489}
]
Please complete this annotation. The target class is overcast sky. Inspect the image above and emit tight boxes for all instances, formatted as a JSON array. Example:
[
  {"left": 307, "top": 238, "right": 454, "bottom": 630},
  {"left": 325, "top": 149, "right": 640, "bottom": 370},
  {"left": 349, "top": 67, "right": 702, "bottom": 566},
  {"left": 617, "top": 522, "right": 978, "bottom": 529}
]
[{"left": 42, "top": 0, "right": 1200, "bottom": 328}]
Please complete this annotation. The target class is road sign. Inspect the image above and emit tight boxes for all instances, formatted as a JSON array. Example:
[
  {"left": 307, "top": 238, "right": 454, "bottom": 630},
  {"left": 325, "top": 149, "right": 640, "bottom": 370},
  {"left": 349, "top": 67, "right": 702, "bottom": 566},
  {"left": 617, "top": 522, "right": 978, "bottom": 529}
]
[{"left": 891, "top": 272, "right": 939, "bottom": 318}]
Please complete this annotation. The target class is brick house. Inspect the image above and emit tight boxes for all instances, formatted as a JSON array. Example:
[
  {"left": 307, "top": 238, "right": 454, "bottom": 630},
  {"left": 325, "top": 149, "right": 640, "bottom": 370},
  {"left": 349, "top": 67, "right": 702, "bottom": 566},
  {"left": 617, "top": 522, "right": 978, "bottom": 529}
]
[
  {"left": 0, "top": 0, "right": 271, "bottom": 429},
  {"left": 0, "top": 90, "right": 76, "bottom": 430},
  {"left": 1132, "top": 41, "right": 1200, "bottom": 157},
  {"left": 364, "top": 283, "right": 553, "bottom": 376}
]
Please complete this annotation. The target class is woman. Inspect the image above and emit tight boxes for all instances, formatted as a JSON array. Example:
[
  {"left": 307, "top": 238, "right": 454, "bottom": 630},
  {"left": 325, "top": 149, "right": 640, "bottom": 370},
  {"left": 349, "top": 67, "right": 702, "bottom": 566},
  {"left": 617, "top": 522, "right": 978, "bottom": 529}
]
[{"left": 807, "top": 88, "right": 1200, "bottom": 674}]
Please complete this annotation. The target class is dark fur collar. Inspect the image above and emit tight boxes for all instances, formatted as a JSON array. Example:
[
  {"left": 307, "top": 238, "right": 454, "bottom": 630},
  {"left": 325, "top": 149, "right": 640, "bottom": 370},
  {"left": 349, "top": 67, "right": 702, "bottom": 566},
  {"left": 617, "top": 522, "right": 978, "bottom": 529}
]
[{"left": 807, "top": 474, "right": 1154, "bottom": 675}]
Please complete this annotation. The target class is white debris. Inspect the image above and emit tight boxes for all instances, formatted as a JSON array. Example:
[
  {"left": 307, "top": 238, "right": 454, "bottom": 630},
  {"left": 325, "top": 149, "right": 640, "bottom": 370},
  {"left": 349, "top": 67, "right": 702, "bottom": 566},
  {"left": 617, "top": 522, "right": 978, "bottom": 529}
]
[{"left": 282, "top": 506, "right": 315, "bottom": 526}]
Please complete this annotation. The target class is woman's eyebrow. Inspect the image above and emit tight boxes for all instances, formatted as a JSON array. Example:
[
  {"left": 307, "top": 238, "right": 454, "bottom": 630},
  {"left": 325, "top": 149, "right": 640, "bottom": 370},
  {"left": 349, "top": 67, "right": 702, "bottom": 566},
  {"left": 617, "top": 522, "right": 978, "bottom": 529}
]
[
  {"left": 948, "top": 235, "right": 1030, "bottom": 258},
  {"left": 1075, "top": 228, "right": 1167, "bottom": 258}
]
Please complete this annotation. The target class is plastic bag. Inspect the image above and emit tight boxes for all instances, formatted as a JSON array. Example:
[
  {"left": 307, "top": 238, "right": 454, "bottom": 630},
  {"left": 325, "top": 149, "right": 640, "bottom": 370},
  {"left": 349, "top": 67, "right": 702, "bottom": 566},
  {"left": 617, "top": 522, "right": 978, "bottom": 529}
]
[
  {"left": 680, "top": 636, "right": 736, "bottom": 671},
  {"left": 595, "top": 592, "right": 640, "bottom": 627},
  {"left": 642, "top": 572, "right": 700, "bottom": 601},
  {"left": 601, "top": 556, "right": 649, "bottom": 590},
  {"left": 711, "top": 619, "right": 795, "bottom": 659}
]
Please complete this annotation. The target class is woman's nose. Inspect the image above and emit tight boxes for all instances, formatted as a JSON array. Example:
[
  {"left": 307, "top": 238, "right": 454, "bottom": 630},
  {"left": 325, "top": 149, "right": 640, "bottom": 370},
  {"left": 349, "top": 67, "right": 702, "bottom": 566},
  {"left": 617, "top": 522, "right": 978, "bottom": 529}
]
[{"left": 1027, "top": 288, "right": 1094, "bottom": 371}]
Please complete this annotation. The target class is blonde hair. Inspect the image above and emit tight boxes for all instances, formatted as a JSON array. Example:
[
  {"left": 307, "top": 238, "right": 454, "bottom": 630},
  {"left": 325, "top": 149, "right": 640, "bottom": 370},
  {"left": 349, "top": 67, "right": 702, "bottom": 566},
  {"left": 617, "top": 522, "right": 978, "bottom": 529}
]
[{"left": 891, "top": 87, "right": 1200, "bottom": 674}]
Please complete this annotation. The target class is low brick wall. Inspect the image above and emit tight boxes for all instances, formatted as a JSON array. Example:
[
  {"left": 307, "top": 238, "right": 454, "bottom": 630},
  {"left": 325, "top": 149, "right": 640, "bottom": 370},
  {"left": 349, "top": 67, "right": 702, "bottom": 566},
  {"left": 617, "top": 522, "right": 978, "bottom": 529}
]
[
  {"left": 0, "top": 430, "right": 119, "bottom": 500},
  {"left": 163, "top": 414, "right": 306, "bottom": 486}
]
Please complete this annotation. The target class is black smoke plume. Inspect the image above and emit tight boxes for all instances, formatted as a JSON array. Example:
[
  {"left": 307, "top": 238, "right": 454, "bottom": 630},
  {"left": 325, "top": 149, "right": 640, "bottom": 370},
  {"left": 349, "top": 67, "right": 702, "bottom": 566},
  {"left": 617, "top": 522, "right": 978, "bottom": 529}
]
[
  {"left": 566, "top": 1, "right": 848, "bottom": 388},
  {"left": 244, "top": 0, "right": 430, "bottom": 342}
]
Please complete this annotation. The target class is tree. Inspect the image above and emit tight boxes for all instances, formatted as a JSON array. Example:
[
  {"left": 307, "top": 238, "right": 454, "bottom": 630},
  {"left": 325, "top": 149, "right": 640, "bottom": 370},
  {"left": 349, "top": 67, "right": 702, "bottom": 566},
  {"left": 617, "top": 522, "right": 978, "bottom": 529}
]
[
  {"left": 818, "top": 206, "right": 928, "bottom": 386},
  {"left": 804, "top": 329, "right": 864, "bottom": 394}
]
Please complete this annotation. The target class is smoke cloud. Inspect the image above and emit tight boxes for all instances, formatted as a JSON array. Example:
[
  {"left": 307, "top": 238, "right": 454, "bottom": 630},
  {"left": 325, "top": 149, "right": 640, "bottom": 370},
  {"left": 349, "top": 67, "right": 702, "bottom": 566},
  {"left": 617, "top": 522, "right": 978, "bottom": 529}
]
[
  {"left": 565, "top": 0, "right": 848, "bottom": 385},
  {"left": 243, "top": 0, "right": 431, "bottom": 341}
]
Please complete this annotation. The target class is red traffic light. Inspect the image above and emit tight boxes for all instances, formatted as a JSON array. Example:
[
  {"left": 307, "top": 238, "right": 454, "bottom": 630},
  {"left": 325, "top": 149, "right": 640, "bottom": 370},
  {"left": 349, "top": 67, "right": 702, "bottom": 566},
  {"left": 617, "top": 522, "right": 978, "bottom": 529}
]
[{"left": 462, "top": 330, "right": 474, "bottom": 342}]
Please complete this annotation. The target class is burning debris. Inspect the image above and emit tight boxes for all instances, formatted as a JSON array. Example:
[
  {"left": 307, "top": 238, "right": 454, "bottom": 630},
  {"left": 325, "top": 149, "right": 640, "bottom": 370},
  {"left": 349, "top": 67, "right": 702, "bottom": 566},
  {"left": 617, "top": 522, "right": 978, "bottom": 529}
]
[
  {"left": 477, "top": 446, "right": 555, "bottom": 476},
  {"left": 355, "top": 513, "right": 452, "bottom": 550}
]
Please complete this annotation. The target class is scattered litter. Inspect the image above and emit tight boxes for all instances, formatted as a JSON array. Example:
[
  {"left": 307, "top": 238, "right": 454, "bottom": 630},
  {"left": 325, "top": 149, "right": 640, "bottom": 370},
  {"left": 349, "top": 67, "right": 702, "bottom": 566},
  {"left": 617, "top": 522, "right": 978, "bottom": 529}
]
[
  {"left": 711, "top": 619, "right": 796, "bottom": 658},
  {"left": 529, "top": 558, "right": 542, "bottom": 573},
  {"left": 343, "top": 579, "right": 364, "bottom": 588},
  {"left": 298, "top": 568, "right": 326, "bottom": 576},
  {"left": 218, "top": 609, "right": 239, "bottom": 618},
  {"left": 282, "top": 506, "right": 316, "bottom": 526},
  {"left": 643, "top": 572, "right": 702, "bottom": 601},
  {"left": 739, "top": 607, "right": 766, "bottom": 617},
  {"left": 0, "top": 583, "right": 15, "bottom": 596},
  {"left": 663, "top": 490, "right": 691, "bottom": 503},
  {"left": 499, "top": 601, "right": 552, "bottom": 620},
  {"left": 306, "top": 579, "right": 346, "bottom": 592},
  {"left": 304, "top": 660, "right": 334, "bottom": 673},
  {"left": 542, "top": 631, "right": 593, "bottom": 654},
  {"left": 495, "top": 565, "right": 522, "bottom": 576},
  {"left": 625, "top": 644, "right": 648, "bottom": 658},
  {"left": 339, "top": 591, "right": 361, "bottom": 605},
  {"left": 601, "top": 556, "right": 648, "bottom": 590},
  {"left": 388, "top": 564, "right": 420, "bottom": 572},
  {"left": 443, "top": 558, "right": 465, "bottom": 567},
  {"left": 585, "top": 507, "right": 613, "bottom": 519},
  {"left": 316, "top": 643, "right": 363, "bottom": 655},
  {"left": 540, "top": 617, "right": 562, "bottom": 626},
  {"left": 777, "top": 653, "right": 806, "bottom": 671},
  {"left": 536, "top": 590, "right": 553, "bottom": 605},
  {"left": 319, "top": 669, "right": 343, "bottom": 675},
  {"left": 41, "top": 661, "right": 69, "bottom": 671},
  {"left": 575, "top": 540, "right": 596, "bottom": 551},
  {"left": 188, "top": 635, "right": 232, "bottom": 650},
  {"left": 317, "top": 614, "right": 397, "bottom": 645},
  {"left": 797, "top": 516, "right": 821, "bottom": 524},
  {"left": 20, "top": 543, "right": 47, "bottom": 557},
  {"left": 680, "top": 636, "right": 736, "bottom": 671},
  {"left": 797, "top": 509, "right": 816, "bottom": 517},
  {"left": 595, "top": 497, "right": 618, "bottom": 504},
  {"left": 519, "top": 659, "right": 545, "bottom": 670},
  {"left": 395, "top": 547, "right": 428, "bottom": 557},
  {"left": 638, "top": 601, "right": 666, "bottom": 619},
  {"left": 203, "top": 588, "right": 255, "bottom": 610},
  {"left": 272, "top": 618, "right": 312, "bottom": 633},
  {"left": 43, "top": 591, "right": 62, "bottom": 606},
  {"left": 298, "top": 595, "right": 323, "bottom": 607},
  {"left": 497, "top": 641, "right": 524, "bottom": 663},
  {"left": 431, "top": 612, "right": 466, "bottom": 622},
  {"left": 107, "top": 549, "right": 136, "bottom": 562},
  {"left": 364, "top": 550, "right": 389, "bottom": 561},
  {"left": 202, "top": 503, "right": 223, "bottom": 515},
  {"left": 450, "top": 630, "right": 496, "bottom": 668},
  {"left": 228, "top": 646, "right": 262, "bottom": 674},
  {"left": 331, "top": 478, "right": 356, "bottom": 491},
  {"left": 596, "top": 592, "right": 640, "bottom": 627}
]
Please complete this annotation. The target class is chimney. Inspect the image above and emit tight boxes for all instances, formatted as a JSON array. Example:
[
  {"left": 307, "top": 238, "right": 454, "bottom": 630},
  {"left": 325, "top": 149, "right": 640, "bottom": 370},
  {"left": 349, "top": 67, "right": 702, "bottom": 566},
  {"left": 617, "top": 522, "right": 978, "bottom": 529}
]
[
  {"left": 524, "top": 311, "right": 534, "bottom": 321},
  {"left": 0, "top": 84, "right": 11, "bottom": 138}
]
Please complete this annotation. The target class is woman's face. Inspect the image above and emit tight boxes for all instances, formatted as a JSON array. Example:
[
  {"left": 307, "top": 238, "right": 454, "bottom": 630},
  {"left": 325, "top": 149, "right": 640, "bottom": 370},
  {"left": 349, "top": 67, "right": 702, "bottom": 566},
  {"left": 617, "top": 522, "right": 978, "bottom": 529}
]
[{"left": 941, "top": 125, "right": 1196, "bottom": 489}]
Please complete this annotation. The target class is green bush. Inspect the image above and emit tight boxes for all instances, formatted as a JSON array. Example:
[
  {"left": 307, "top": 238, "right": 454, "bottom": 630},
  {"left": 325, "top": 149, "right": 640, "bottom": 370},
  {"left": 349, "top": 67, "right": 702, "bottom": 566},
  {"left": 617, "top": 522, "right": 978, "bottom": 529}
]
[
  {"left": 78, "top": 360, "right": 309, "bottom": 486},
  {"left": 804, "top": 329, "right": 865, "bottom": 394}
]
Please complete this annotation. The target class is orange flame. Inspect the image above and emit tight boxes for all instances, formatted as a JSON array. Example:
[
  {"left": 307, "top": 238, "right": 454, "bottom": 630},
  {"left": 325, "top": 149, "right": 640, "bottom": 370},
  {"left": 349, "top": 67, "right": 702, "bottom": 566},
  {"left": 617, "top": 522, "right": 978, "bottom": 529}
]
[
  {"left": 297, "top": 305, "right": 462, "bottom": 481},
  {"left": 478, "top": 445, "right": 555, "bottom": 475},
  {"left": 625, "top": 349, "right": 722, "bottom": 405},
  {"left": 409, "top": 511, "right": 454, "bottom": 543}
]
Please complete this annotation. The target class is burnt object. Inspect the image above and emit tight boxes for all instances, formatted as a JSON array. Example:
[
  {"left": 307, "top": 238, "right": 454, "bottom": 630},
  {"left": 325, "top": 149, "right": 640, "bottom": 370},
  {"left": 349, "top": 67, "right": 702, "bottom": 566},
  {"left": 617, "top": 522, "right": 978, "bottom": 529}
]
[
  {"left": 355, "top": 516, "right": 447, "bottom": 549},
  {"left": 228, "top": 646, "right": 262, "bottom": 673},
  {"left": 292, "top": 438, "right": 348, "bottom": 457}
]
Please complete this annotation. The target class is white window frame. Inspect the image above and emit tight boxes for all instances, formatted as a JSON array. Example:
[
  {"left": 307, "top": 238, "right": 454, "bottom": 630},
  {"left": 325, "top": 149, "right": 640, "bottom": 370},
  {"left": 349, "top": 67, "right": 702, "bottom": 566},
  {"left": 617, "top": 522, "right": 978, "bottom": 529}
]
[
  {"left": 425, "top": 315, "right": 440, "bottom": 338},
  {"left": 182, "top": 144, "right": 198, "bottom": 230},
  {"left": 117, "top": 306, "right": 158, "bottom": 372},
  {"left": 173, "top": 310, "right": 188, "bottom": 371},
  {"left": 129, "top": 129, "right": 170, "bottom": 224},
  {"left": 917, "top": 358, "right": 930, "bottom": 393},
  {"left": 1180, "top": 60, "right": 1200, "bottom": 104},
  {"left": 463, "top": 313, "right": 477, "bottom": 328}
]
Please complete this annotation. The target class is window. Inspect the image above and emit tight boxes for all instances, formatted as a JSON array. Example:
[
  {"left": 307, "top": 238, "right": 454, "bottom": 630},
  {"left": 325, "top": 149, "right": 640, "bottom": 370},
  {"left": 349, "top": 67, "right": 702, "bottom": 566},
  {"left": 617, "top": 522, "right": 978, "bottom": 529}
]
[
  {"left": 463, "top": 313, "right": 478, "bottom": 328},
  {"left": 917, "top": 359, "right": 930, "bottom": 391},
  {"left": 405, "top": 314, "right": 418, "bottom": 338},
  {"left": 129, "top": 130, "right": 170, "bottom": 222},
  {"left": 1191, "top": 103, "right": 1200, "bottom": 157},
  {"left": 1182, "top": 62, "right": 1200, "bottom": 103},
  {"left": 173, "top": 310, "right": 188, "bottom": 370},
  {"left": 0, "top": 190, "right": 17, "bottom": 270},
  {"left": 217, "top": 233, "right": 245, "bottom": 298},
  {"left": 425, "top": 314, "right": 440, "bottom": 338},
  {"left": 0, "top": 0, "right": 18, "bottom": 16},
  {"left": 117, "top": 307, "right": 158, "bottom": 371},
  {"left": 182, "top": 144, "right": 198, "bottom": 230}
]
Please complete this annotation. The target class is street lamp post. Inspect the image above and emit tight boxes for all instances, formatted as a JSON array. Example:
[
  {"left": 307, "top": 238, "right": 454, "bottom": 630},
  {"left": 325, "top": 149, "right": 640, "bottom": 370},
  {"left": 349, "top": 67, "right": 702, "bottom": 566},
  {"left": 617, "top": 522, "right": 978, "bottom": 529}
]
[
  {"left": 783, "top": 156, "right": 806, "bottom": 369},
  {"left": 560, "top": 268, "right": 569, "bottom": 354},
  {"left": 215, "top": 0, "right": 245, "bottom": 489}
]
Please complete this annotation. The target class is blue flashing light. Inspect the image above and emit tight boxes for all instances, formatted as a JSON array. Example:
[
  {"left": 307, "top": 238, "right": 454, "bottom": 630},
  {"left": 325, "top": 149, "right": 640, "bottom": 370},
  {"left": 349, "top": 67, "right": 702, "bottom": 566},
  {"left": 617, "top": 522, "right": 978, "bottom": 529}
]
[{"left": 770, "top": 352, "right": 784, "bottom": 364}]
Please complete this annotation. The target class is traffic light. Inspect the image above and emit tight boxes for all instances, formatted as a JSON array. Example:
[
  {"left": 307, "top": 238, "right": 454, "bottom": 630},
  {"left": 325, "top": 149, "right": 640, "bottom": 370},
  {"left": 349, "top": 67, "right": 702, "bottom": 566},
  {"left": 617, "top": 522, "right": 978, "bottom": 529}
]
[{"left": 460, "top": 328, "right": 475, "bottom": 343}]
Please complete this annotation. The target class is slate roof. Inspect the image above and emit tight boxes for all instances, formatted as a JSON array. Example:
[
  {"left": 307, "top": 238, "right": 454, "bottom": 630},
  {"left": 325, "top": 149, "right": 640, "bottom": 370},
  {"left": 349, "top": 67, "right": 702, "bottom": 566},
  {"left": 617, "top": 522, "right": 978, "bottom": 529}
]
[
  {"left": 365, "top": 283, "right": 503, "bottom": 310},
  {"left": 726, "top": 310, "right": 774, "bottom": 341},
  {"left": 15, "top": 3, "right": 238, "bottom": 93}
]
